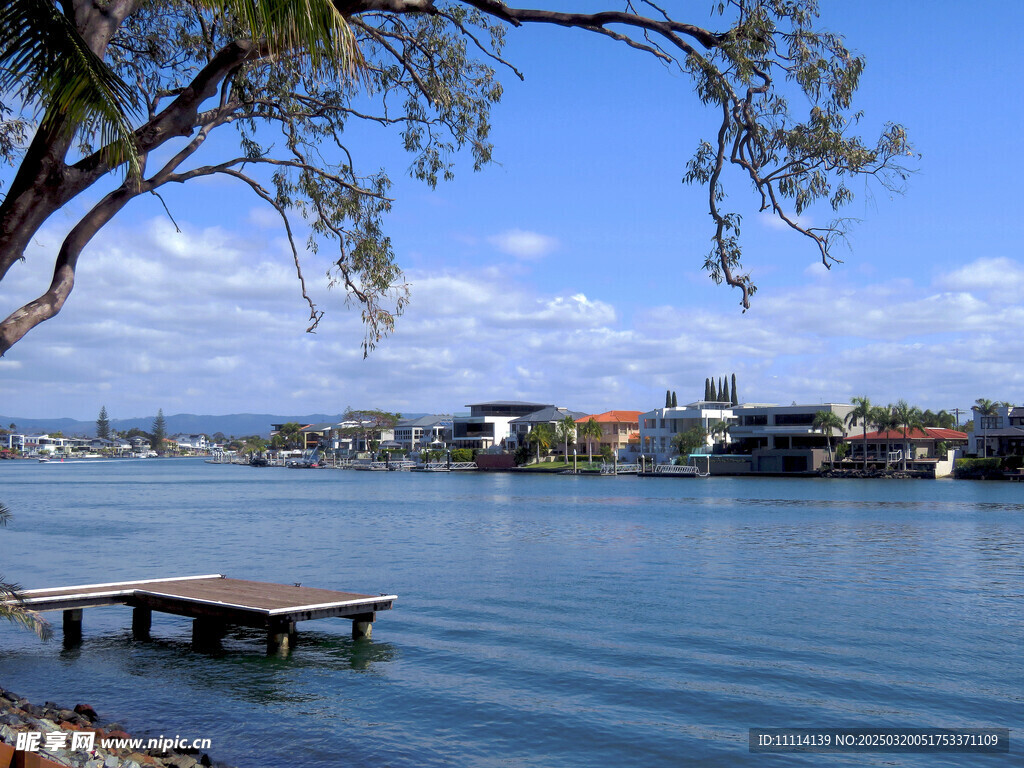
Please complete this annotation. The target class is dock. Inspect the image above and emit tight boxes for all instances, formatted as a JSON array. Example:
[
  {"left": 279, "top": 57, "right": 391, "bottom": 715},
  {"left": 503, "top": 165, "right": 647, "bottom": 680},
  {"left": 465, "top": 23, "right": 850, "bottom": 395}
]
[{"left": 9, "top": 574, "right": 396, "bottom": 652}]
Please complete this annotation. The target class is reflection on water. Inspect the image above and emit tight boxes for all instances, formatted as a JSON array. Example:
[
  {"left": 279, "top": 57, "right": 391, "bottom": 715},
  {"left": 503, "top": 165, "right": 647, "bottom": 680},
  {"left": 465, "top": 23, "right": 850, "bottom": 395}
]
[{"left": 0, "top": 462, "right": 1022, "bottom": 768}]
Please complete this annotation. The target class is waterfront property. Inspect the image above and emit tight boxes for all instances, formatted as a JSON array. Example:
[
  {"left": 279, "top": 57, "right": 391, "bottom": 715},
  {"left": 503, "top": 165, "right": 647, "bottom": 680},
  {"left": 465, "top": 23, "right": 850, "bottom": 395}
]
[
  {"left": 393, "top": 415, "right": 453, "bottom": 451},
  {"left": 843, "top": 427, "right": 968, "bottom": 469},
  {"left": 637, "top": 400, "right": 736, "bottom": 461},
  {"left": 971, "top": 404, "right": 1024, "bottom": 456},
  {"left": 451, "top": 401, "right": 552, "bottom": 450},
  {"left": 575, "top": 410, "right": 642, "bottom": 457},
  {"left": 507, "top": 406, "right": 588, "bottom": 453}
]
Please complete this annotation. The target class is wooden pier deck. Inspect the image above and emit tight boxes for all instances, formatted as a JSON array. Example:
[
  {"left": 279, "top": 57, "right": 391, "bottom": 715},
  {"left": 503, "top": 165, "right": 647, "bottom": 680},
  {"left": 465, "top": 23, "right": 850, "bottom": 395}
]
[{"left": 9, "top": 575, "right": 396, "bottom": 652}]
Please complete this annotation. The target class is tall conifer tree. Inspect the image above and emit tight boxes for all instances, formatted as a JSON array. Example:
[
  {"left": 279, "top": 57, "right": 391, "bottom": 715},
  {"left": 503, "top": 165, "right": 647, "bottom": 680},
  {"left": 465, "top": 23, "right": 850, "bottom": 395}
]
[
  {"left": 151, "top": 409, "right": 167, "bottom": 452},
  {"left": 731, "top": 373, "right": 738, "bottom": 405},
  {"left": 96, "top": 406, "right": 110, "bottom": 440},
  {"left": 671, "top": 391, "right": 678, "bottom": 408}
]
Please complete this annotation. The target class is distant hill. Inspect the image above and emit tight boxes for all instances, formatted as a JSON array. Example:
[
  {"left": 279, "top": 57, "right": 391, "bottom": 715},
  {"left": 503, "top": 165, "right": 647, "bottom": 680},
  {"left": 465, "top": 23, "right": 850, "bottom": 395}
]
[{"left": 0, "top": 413, "right": 349, "bottom": 439}]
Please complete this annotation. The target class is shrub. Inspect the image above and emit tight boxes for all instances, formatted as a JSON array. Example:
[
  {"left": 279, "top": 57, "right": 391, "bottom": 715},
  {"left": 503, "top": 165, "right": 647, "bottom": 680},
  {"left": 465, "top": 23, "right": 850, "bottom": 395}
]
[
  {"left": 450, "top": 448, "right": 474, "bottom": 463},
  {"left": 954, "top": 457, "right": 1004, "bottom": 479}
]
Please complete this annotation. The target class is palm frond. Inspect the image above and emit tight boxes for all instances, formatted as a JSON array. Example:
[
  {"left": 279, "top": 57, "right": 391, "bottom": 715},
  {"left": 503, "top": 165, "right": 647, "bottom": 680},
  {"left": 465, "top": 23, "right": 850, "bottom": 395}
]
[
  {"left": 209, "top": 0, "right": 362, "bottom": 76},
  {"left": 0, "top": 576, "right": 52, "bottom": 640},
  {"left": 0, "top": 0, "right": 139, "bottom": 174}
]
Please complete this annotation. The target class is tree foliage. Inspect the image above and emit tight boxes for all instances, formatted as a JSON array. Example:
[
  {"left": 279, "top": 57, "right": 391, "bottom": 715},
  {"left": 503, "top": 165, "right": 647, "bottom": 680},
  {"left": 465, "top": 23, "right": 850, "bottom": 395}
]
[
  {"left": 0, "top": 502, "right": 52, "bottom": 639},
  {"left": 0, "top": 0, "right": 913, "bottom": 356},
  {"left": 150, "top": 408, "right": 167, "bottom": 451},
  {"left": 95, "top": 404, "right": 110, "bottom": 439}
]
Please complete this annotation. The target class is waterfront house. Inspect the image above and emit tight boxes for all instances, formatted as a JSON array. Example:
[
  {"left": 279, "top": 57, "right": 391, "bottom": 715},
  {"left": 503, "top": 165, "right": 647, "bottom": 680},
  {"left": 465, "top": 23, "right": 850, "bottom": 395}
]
[
  {"left": 725, "top": 402, "right": 857, "bottom": 473},
  {"left": 394, "top": 415, "right": 453, "bottom": 451},
  {"left": 970, "top": 404, "right": 1024, "bottom": 457},
  {"left": 843, "top": 427, "right": 968, "bottom": 466},
  {"left": 452, "top": 401, "right": 552, "bottom": 451},
  {"left": 507, "top": 406, "right": 589, "bottom": 454},
  {"left": 575, "top": 411, "right": 642, "bottom": 457},
  {"left": 637, "top": 400, "right": 736, "bottom": 461}
]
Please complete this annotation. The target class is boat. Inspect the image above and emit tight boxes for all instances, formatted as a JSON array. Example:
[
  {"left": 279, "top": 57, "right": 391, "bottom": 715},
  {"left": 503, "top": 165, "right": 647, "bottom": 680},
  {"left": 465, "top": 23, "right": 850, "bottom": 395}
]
[{"left": 37, "top": 457, "right": 50, "bottom": 463}]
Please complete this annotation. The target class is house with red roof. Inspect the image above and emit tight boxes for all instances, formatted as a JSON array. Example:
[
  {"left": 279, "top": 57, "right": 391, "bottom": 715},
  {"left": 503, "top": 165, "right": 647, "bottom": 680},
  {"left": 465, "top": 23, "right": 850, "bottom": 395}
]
[
  {"left": 842, "top": 427, "right": 968, "bottom": 469},
  {"left": 576, "top": 410, "right": 643, "bottom": 458}
]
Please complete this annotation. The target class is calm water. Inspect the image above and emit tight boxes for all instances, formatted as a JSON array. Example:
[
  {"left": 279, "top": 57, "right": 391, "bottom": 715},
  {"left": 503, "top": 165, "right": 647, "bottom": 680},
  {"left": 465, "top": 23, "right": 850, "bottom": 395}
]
[{"left": 0, "top": 460, "right": 1021, "bottom": 766}]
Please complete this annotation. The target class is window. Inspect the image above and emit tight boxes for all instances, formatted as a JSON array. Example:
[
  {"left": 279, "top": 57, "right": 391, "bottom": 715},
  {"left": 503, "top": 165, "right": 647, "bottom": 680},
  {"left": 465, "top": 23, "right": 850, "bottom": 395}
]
[{"left": 774, "top": 413, "right": 815, "bottom": 426}]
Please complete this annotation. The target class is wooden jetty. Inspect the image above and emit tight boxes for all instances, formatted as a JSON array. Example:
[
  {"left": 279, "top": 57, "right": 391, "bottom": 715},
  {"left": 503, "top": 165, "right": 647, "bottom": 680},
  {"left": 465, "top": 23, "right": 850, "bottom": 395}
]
[{"left": 10, "top": 575, "right": 396, "bottom": 652}]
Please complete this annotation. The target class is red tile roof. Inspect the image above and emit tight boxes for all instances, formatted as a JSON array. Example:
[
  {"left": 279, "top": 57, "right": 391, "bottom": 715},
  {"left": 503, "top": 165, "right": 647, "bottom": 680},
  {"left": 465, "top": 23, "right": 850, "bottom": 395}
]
[
  {"left": 575, "top": 410, "right": 642, "bottom": 424},
  {"left": 841, "top": 428, "right": 968, "bottom": 442}
]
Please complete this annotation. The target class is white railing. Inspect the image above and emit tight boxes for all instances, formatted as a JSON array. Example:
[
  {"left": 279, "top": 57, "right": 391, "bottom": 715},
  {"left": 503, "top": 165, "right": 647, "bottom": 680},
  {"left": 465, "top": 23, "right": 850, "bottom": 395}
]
[
  {"left": 601, "top": 463, "right": 639, "bottom": 474},
  {"left": 654, "top": 464, "right": 700, "bottom": 475},
  {"left": 888, "top": 449, "right": 902, "bottom": 464}
]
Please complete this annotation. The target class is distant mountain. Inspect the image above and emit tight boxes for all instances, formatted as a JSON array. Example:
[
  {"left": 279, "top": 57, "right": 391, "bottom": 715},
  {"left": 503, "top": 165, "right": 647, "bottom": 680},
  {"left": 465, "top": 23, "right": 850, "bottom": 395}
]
[{"left": 0, "top": 413, "right": 350, "bottom": 439}]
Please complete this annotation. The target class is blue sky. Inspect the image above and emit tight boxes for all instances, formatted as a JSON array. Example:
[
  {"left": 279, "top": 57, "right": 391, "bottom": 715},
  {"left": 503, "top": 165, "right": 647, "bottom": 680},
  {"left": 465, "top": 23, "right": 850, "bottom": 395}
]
[{"left": 2, "top": 1, "right": 1024, "bottom": 421}]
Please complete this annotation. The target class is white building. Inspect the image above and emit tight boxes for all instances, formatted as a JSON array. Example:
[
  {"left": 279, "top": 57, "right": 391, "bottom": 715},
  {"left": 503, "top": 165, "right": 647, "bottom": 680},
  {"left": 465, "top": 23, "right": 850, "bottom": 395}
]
[
  {"left": 637, "top": 401, "right": 736, "bottom": 461},
  {"left": 394, "top": 415, "right": 453, "bottom": 451},
  {"left": 452, "top": 401, "right": 552, "bottom": 451}
]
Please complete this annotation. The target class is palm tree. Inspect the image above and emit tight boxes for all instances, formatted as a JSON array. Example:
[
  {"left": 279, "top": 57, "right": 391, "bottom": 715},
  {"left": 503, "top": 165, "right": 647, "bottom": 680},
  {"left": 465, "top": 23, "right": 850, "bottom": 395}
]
[
  {"left": 578, "top": 418, "right": 603, "bottom": 465},
  {"left": 1, "top": 0, "right": 360, "bottom": 178},
  {"left": 893, "top": 399, "right": 924, "bottom": 471},
  {"left": 871, "top": 405, "right": 898, "bottom": 469},
  {"left": 527, "top": 423, "right": 555, "bottom": 464},
  {"left": 973, "top": 398, "right": 999, "bottom": 458},
  {"left": 556, "top": 416, "right": 577, "bottom": 461},
  {"left": 845, "top": 396, "right": 873, "bottom": 470},
  {"left": 812, "top": 410, "right": 845, "bottom": 465},
  {"left": 708, "top": 420, "right": 730, "bottom": 450},
  {"left": 0, "top": 503, "right": 51, "bottom": 639}
]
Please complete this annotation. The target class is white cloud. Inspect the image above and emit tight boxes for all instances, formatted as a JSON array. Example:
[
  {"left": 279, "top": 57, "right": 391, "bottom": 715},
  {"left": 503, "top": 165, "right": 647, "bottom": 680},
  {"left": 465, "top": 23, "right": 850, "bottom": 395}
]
[
  {"left": 757, "top": 211, "right": 812, "bottom": 231},
  {"left": 487, "top": 229, "right": 558, "bottom": 259},
  {"left": 2, "top": 224, "right": 1023, "bottom": 421},
  {"left": 935, "top": 256, "right": 1024, "bottom": 296}
]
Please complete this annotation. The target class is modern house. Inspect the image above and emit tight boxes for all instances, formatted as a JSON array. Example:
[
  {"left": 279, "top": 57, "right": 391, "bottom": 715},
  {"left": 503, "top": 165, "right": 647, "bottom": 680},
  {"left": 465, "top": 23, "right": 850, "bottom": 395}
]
[
  {"left": 575, "top": 410, "right": 642, "bottom": 457},
  {"left": 394, "top": 415, "right": 453, "bottom": 451},
  {"left": 970, "top": 405, "right": 1024, "bottom": 457},
  {"left": 452, "top": 401, "right": 552, "bottom": 451},
  {"left": 172, "top": 434, "right": 209, "bottom": 452},
  {"left": 637, "top": 401, "right": 736, "bottom": 461},
  {"left": 507, "top": 406, "right": 589, "bottom": 453},
  {"left": 724, "top": 402, "right": 857, "bottom": 473}
]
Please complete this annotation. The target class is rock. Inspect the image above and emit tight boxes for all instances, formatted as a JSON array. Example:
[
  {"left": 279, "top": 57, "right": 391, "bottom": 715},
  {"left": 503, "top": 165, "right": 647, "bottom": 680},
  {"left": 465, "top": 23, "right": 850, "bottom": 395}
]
[
  {"left": 104, "top": 756, "right": 121, "bottom": 768},
  {"left": 0, "top": 714, "right": 21, "bottom": 726},
  {"left": 199, "top": 754, "right": 212, "bottom": 767},
  {"left": 124, "top": 761, "right": 144, "bottom": 768},
  {"left": 84, "top": 761, "right": 104, "bottom": 768},
  {"left": 165, "top": 755, "right": 199, "bottom": 768},
  {"left": 106, "top": 729, "right": 131, "bottom": 741},
  {"left": 57, "top": 709, "right": 77, "bottom": 722},
  {"left": 74, "top": 704, "right": 99, "bottom": 722}
]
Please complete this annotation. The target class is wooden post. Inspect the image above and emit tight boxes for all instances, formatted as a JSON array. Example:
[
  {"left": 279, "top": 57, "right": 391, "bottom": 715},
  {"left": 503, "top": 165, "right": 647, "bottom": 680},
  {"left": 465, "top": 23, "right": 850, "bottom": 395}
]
[
  {"left": 62, "top": 609, "right": 82, "bottom": 646},
  {"left": 192, "top": 617, "right": 225, "bottom": 648},
  {"left": 351, "top": 612, "right": 375, "bottom": 640},
  {"left": 266, "top": 620, "right": 296, "bottom": 654},
  {"left": 132, "top": 607, "right": 152, "bottom": 639}
]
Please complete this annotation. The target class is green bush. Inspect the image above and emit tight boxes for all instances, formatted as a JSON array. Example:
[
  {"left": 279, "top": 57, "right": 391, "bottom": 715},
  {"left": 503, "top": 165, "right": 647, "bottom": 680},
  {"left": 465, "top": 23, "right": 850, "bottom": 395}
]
[
  {"left": 954, "top": 457, "right": 1003, "bottom": 478},
  {"left": 450, "top": 448, "right": 474, "bottom": 463}
]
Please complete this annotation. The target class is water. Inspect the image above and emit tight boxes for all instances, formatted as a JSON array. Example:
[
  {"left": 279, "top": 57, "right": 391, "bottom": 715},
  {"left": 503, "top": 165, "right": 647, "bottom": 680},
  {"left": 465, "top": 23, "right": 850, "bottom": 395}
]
[{"left": 0, "top": 460, "right": 1021, "bottom": 766}]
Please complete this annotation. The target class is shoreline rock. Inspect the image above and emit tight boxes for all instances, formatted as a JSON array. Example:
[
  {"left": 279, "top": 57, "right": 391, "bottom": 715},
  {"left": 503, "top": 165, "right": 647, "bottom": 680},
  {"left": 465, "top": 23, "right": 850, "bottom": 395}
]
[{"left": 0, "top": 687, "right": 233, "bottom": 768}]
